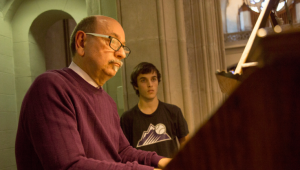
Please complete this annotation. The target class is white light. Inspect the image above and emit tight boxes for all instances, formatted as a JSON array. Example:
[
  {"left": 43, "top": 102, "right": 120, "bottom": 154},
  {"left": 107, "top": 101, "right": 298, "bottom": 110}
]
[
  {"left": 257, "top": 28, "right": 267, "bottom": 37},
  {"left": 274, "top": 25, "right": 282, "bottom": 33},
  {"left": 276, "top": 2, "right": 285, "bottom": 11},
  {"left": 261, "top": 1, "right": 267, "bottom": 8},
  {"left": 250, "top": 6, "right": 259, "bottom": 13},
  {"left": 249, "top": 0, "right": 287, "bottom": 12}
]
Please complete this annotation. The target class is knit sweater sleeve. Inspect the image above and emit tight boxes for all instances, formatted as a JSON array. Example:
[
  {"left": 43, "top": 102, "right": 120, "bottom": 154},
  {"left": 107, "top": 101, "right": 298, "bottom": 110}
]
[{"left": 16, "top": 72, "right": 159, "bottom": 170}]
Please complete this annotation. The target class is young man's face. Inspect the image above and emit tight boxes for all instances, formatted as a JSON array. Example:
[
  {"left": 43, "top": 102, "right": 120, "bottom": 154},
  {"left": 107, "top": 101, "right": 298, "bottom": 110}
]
[{"left": 135, "top": 71, "right": 159, "bottom": 101}]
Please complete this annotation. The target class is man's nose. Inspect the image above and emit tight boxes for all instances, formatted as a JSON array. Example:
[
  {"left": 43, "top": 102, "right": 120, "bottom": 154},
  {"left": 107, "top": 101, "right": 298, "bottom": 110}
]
[{"left": 115, "top": 47, "right": 126, "bottom": 59}]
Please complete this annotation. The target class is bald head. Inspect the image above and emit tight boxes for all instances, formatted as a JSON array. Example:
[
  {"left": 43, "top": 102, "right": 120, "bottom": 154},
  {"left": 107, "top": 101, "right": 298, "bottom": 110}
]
[{"left": 69, "top": 15, "right": 120, "bottom": 56}]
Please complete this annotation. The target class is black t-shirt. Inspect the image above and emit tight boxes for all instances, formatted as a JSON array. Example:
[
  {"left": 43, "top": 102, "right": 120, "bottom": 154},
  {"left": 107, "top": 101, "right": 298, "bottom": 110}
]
[{"left": 120, "top": 101, "right": 189, "bottom": 158}]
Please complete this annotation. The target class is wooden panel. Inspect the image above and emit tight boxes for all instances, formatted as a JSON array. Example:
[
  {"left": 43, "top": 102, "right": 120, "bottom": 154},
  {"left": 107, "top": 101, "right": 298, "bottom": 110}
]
[{"left": 165, "top": 45, "right": 300, "bottom": 169}]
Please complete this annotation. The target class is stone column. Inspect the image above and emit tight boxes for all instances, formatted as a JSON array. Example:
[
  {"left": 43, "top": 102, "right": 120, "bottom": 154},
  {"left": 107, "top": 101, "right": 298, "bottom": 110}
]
[
  {"left": 182, "top": 0, "right": 226, "bottom": 131},
  {"left": 85, "top": 0, "right": 101, "bottom": 16},
  {"left": 239, "top": 3, "right": 252, "bottom": 31},
  {"left": 86, "top": 0, "right": 118, "bottom": 19},
  {"left": 156, "top": 0, "right": 196, "bottom": 132},
  {"left": 295, "top": 0, "right": 300, "bottom": 23},
  {"left": 220, "top": 0, "right": 228, "bottom": 33}
]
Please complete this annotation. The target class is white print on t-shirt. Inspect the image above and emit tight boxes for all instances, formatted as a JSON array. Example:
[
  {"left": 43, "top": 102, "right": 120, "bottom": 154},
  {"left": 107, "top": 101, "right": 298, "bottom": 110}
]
[{"left": 136, "top": 123, "right": 171, "bottom": 148}]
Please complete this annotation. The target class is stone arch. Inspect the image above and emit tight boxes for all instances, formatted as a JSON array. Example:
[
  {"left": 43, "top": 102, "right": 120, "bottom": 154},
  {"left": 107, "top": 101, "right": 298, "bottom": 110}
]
[
  {"left": 226, "top": 0, "right": 244, "bottom": 33},
  {"left": 29, "top": 10, "right": 74, "bottom": 78},
  {"left": 12, "top": 0, "right": 87, "bottom": 112}
]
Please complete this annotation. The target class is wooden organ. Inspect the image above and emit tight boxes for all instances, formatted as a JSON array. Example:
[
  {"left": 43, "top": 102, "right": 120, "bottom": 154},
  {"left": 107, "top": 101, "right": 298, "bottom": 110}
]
[{"left": 164, "top": 0, "right": 300, "bottom": 169}]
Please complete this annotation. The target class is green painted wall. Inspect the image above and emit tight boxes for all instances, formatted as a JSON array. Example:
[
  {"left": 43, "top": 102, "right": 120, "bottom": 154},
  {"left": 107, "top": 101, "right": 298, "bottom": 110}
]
[
  {"left": 0, "top": 13, "right": 18, "bottom": 170},
  {"left": 0, "top": 1, "right": 121, "bottom": 169}
]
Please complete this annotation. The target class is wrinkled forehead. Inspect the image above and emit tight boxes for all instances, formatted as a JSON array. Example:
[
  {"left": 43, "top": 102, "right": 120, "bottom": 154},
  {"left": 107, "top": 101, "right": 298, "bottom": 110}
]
[{"left": 95, "top": 17, "right": 125, "bottom": 41}]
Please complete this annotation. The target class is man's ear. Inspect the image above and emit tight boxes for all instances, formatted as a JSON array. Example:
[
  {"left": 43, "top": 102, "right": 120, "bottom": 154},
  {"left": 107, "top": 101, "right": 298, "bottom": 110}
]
[
  {"left": 134, "top": 86, "right": 138, "bottom": 90},
  {"left": 75, "top": 31, "right": 86, "bottom": 56}
]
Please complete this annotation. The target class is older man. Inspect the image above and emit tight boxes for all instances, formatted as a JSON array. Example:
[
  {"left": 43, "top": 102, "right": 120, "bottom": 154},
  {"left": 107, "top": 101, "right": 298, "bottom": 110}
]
[{"left": 15, "top": 15, "right": 170, "bottom": 170}]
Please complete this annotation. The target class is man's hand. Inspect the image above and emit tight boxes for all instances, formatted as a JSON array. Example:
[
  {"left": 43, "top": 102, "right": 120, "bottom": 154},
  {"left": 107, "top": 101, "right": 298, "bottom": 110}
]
[{"left": 157, "top": 158, "right": 172, "bottom": 169}]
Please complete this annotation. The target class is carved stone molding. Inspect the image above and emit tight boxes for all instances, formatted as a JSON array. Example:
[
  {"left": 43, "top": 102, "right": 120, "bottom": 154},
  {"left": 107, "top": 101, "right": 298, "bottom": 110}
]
[
  {"left": 224, "top": 31, "right": 251, "bottom": 42},
  {"left": 224, "top": 23, "right": 300, "bottom": 43}
]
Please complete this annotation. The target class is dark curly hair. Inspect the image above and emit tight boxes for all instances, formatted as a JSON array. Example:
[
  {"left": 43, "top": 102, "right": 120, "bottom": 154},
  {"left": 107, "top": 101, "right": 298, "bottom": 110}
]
[{"left": 131, "top": 62, "right": 161, "bottom": 96}]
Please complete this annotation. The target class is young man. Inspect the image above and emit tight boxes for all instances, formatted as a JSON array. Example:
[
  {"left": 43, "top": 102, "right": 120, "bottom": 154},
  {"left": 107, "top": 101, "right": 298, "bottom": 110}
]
[
  {"left": 121, "top": 62, "right": 189, "bottom": 158},
  {"left": 15, "top": 15, "right": 170, "bottom": 170}
]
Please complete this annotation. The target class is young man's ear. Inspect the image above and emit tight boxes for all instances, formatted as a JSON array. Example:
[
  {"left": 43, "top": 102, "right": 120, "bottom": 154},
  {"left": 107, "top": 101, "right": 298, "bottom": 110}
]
[
  {"left": 75, "top": 31, "right": 86, "bottom": 56},
  {"left": 134, "top": 86, "right": 138, "bottom": 90}
]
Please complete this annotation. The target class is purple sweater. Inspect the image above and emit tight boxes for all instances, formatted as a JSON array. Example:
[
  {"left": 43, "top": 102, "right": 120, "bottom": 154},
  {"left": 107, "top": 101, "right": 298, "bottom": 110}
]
[{"left": 15, "top": 68, "right": 163, "bottom": 170}]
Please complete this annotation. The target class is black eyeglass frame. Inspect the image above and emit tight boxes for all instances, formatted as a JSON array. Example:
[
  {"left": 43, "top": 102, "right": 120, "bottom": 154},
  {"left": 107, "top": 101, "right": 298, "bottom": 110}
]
[{"left": 85, "top": 33, "right": 131, "bottom": 57}]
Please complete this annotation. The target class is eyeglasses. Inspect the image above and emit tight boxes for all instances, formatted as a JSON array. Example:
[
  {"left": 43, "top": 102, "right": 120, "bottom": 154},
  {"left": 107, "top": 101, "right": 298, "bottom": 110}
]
[{"left": 85, "top": 33, "right": 131, "bottom": 58}]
